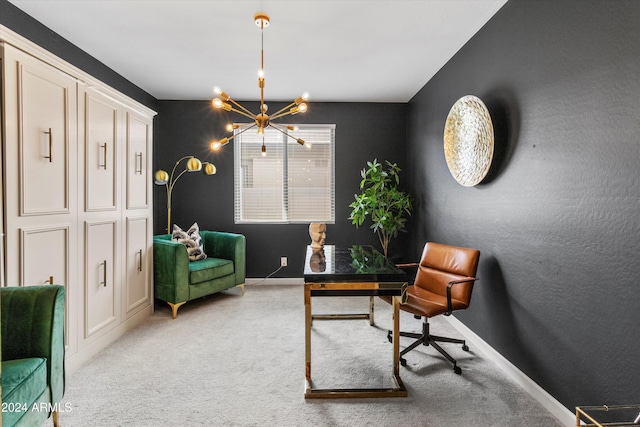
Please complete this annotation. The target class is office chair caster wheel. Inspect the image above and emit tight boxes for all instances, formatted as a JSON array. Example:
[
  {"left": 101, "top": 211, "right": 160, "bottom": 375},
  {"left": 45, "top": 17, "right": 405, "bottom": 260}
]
[
  {"left": 462, "top": 344, "right": 469, "bottom": 351},
  {"left": 400, "top": 357, "right": 407, "bottom": 367},
  {"left": 454, "top": 366, "right": 461, "bottom": 375}
]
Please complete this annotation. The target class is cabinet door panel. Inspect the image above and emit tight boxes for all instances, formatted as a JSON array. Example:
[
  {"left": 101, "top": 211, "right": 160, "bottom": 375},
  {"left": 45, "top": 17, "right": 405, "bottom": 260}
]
[
  {"left": 18, "top": 60, "right": 74, "bottom": 215},
  {"left": 20, "top": 226, "right": 73, "bottom": 349},
  {"left": 20, "top": 226, "right": 69, "bottom": 287},
  {"left": 85, "top": 91, "right": 118, "bottom": 211},
  {"left": 125, "top": 216, "right": 150, "bottom": 314},
  {"left": 85, "top": 221, "right": 117, "bottom": 337},
  {"left": 126, "top": 112, "right": 150, "bottom": 209}
]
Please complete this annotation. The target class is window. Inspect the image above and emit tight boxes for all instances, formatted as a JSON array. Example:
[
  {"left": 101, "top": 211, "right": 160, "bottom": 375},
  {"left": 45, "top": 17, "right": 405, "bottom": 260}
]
[{"left": 234, "top": 124, "right": 335, "bottom": 224}]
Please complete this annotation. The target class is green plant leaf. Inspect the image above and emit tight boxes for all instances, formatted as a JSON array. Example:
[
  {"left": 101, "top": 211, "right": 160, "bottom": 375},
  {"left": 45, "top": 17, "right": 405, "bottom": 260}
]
[{"left": 348, "top": 159, "right": 413, "bottom": 257}]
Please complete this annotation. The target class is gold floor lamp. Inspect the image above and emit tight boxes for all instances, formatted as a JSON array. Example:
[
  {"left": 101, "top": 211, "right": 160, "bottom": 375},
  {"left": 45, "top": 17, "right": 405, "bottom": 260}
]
[{"left": 154, "top": 156, "right": 216, "bottom": 233}]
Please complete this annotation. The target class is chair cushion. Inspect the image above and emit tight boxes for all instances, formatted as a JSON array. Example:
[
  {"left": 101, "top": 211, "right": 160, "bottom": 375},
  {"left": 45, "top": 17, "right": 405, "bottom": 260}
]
[
  {"left": 1, "top": 357, "right": 47, "bottom": 425},
  {"left": 189, "top": 257, "right": 234, "bottom": 285},
  {"left": 381, "top": 285, "right": 469, "bottom": 318}
]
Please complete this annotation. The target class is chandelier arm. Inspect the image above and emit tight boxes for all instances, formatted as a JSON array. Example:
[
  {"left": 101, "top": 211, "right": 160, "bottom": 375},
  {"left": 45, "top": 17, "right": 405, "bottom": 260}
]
[
  {"left": 227, "top": 98, "right": 256, "bottom": 118},
  {"left": 269, "top": 101, "right": 298, "bottom": 119},
  {"left": 231, "top": 123, "right": 258, "bottom": 137},
  {"left": 227, "top": 107, "right": 258, "bottom": 121},
  {"left": 269, "top": 110, "right": 297, "bottom": 121},
  {"left": 269, "top": 124, "right": 299, "bottom": 141}
]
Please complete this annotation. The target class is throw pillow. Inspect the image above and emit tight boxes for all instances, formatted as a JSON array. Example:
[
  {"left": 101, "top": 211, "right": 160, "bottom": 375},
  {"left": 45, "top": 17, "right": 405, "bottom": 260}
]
[{"left": 172, "top": 222, "right": 207, "bottom": 261}]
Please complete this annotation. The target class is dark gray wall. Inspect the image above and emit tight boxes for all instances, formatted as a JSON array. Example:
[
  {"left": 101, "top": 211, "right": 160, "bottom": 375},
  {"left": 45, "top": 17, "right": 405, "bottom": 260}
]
[
  {"left": 155, "top": 101, "right": 409, "bottom": 278},
  {"left": 407, "top": 0, "right": 639, "bottom": 411}
]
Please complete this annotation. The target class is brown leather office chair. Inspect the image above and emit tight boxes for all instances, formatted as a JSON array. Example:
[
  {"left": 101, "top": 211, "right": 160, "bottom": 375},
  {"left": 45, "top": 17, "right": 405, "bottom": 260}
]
[{"left": 383, "top": 242, "right": 480, "bottom": 374}]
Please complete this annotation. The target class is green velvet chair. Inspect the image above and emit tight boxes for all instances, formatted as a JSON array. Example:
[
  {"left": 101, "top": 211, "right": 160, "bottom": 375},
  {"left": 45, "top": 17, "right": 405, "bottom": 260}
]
[
  {"left": 1, "top": 285, "right": 66, "bottom": 427},
  {"left": 153, "top": 231, "right": 246, "bottom": 318}
]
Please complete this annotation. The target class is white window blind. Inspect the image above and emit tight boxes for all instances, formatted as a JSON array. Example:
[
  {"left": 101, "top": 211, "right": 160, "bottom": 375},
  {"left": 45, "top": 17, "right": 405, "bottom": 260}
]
[{"left": 234, "top": 124, "right": 335, "bottom": 224}]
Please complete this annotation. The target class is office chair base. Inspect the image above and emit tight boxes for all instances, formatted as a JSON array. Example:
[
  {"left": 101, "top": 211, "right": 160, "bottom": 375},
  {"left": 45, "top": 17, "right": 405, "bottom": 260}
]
[{"left": 387, "top": 318, "right": 469, "bottom": 374}]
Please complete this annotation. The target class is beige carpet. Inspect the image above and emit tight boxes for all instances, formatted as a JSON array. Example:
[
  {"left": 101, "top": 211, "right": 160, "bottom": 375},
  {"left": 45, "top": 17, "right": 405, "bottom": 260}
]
[{"left": 59, "top": 284, "right": 566, "bottom": 426}]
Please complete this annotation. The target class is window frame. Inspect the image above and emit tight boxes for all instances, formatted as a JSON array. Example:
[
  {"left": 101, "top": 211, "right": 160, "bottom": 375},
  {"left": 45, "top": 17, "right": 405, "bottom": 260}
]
[{"left": 233, "top": 123, "right": 336, "bottom": 224}]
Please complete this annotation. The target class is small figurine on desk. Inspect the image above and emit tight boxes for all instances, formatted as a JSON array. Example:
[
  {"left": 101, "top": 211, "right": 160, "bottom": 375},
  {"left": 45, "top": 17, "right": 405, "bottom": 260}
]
[{"left": 309, "top": 223, "right": 326, "bottom": 249}]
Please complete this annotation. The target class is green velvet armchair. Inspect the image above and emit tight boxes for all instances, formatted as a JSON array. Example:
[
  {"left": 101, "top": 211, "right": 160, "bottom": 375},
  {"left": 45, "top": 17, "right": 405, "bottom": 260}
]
[
  {"left": 1, "top": 285, "right": 66, "bottom": 427},
  {"left": 153, "top": 231, "right": 246, "bottom": 318}
]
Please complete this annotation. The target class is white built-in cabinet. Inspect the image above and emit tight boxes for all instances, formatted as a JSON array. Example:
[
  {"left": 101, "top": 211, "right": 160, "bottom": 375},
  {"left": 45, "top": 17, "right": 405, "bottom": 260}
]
[{"left": 1, "top": 27, "right": 155, "bottom": 371}]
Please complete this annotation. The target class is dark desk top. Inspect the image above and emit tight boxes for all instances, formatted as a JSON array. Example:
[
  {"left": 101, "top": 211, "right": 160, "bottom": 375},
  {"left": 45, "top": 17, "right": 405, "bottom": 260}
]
[{"left": 303, "top": 245, "right": 406, "bottom": 283}]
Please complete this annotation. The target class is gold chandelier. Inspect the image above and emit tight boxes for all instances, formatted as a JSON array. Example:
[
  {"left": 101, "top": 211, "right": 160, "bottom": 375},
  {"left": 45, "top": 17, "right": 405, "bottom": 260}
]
[{"left": 209, "top": 13, "right": 310, "bottom": 155}]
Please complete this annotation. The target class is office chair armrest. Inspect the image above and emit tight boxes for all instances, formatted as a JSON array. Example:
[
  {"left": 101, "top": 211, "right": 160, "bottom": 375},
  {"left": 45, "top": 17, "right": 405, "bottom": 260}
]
[
  {"left": 446, "top": 276, "right": 478, "bottom": 315},
  {"left": 395, "top": 262, "right": 419, "bottom": 268},
  {"left": 395, "top": 262, "right": 419, "bottom": 285}
]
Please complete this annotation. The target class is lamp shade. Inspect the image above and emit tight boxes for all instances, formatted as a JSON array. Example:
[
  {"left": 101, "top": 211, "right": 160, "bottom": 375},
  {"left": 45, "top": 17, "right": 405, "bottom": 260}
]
[
  {"left": 186, "top": 157, "right": 202, "bottom": 171},
  {"left": 154, "top": 169, "right": 169, "bottom": 185},
  {"left": 203, "top": 162, "right": 217, "bottom": 175}
]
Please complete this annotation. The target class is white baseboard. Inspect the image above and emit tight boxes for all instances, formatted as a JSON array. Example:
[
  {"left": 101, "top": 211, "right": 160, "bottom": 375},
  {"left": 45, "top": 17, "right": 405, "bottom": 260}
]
[
  {"left": 65, "top": 306, "right": 152, "bottom": 375},
  {"left": 246, "top": 277, "right": 304, "bottom": 286},
  {"left": 444, "top": 315, "right": 575, "bottom": 427}
]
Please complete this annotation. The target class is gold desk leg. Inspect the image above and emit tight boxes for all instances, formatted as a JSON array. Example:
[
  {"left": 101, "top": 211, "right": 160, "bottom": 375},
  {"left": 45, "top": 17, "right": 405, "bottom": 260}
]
[
  {"left": 393, "top": 295, "right": 400, "bottom": 377},
  {"left": 304, "top": 283, "right": 312, "bottom": 395},
  {"left": 52, "top": 410, "right": 59, "bottom": 427},
  {"left": 304, "top": 284, "right": 407, "bottom": 398},
  {"left": 369, "top": 296, "right": 375, "bottom": 326}
]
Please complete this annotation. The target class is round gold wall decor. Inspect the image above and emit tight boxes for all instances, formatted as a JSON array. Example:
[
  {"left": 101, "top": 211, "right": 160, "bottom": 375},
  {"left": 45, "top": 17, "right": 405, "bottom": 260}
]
[{"left": 443, "top": 95, "right": 494, "bottom": 187}]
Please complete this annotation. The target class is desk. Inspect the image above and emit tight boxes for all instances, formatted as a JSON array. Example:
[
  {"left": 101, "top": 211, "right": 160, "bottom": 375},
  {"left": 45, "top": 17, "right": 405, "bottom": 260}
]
[
  {"left": 576, "top": 405, "right": 640, "bottom": 426},
  {"left": 303, "top": 245, "right": 408, "bottom": 398}
]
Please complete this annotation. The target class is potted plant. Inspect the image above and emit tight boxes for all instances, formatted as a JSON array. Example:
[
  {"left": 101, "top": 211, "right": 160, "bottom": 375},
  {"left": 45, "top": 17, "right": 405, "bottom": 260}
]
[{"left": 349, "top": 159, "right": 413, "bottom": 258}]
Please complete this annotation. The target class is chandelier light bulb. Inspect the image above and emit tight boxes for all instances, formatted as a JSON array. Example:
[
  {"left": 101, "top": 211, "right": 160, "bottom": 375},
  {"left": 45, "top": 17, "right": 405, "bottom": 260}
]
[
  {"left": 212, "top": 98, "right": 223, "bottom": 109},
  {"left": 298, "top": 103, "right": 308, "bottom": 113},
  {"left": 226, "top": 123, "right": 239, "bottom": 132},
  {"left": 214, "top": 87, "right": 222, "bottom": 95},
  {"left": 261, "top": 104, "right": 268, "bottom": 112},
  {"left": 302, "top": 92, "right": 310, "bottom": 101},
  {"left": 210, "top": 141, "right": 221, "bottom": 151}
]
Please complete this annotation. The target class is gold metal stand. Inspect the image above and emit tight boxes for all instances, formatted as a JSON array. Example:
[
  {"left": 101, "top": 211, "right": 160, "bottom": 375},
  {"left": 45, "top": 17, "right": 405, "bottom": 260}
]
[
  {"left": 311, "top": 296, "right": 375, "bottom": 325},
  {"left": 304, "top": 281, "right": 407, "bottom": 399}
]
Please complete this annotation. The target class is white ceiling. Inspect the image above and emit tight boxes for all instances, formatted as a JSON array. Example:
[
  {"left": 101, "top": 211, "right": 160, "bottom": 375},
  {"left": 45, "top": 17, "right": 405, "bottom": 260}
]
[{"left": 7, "top": 0, "right": 507, "bottom": 103}]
